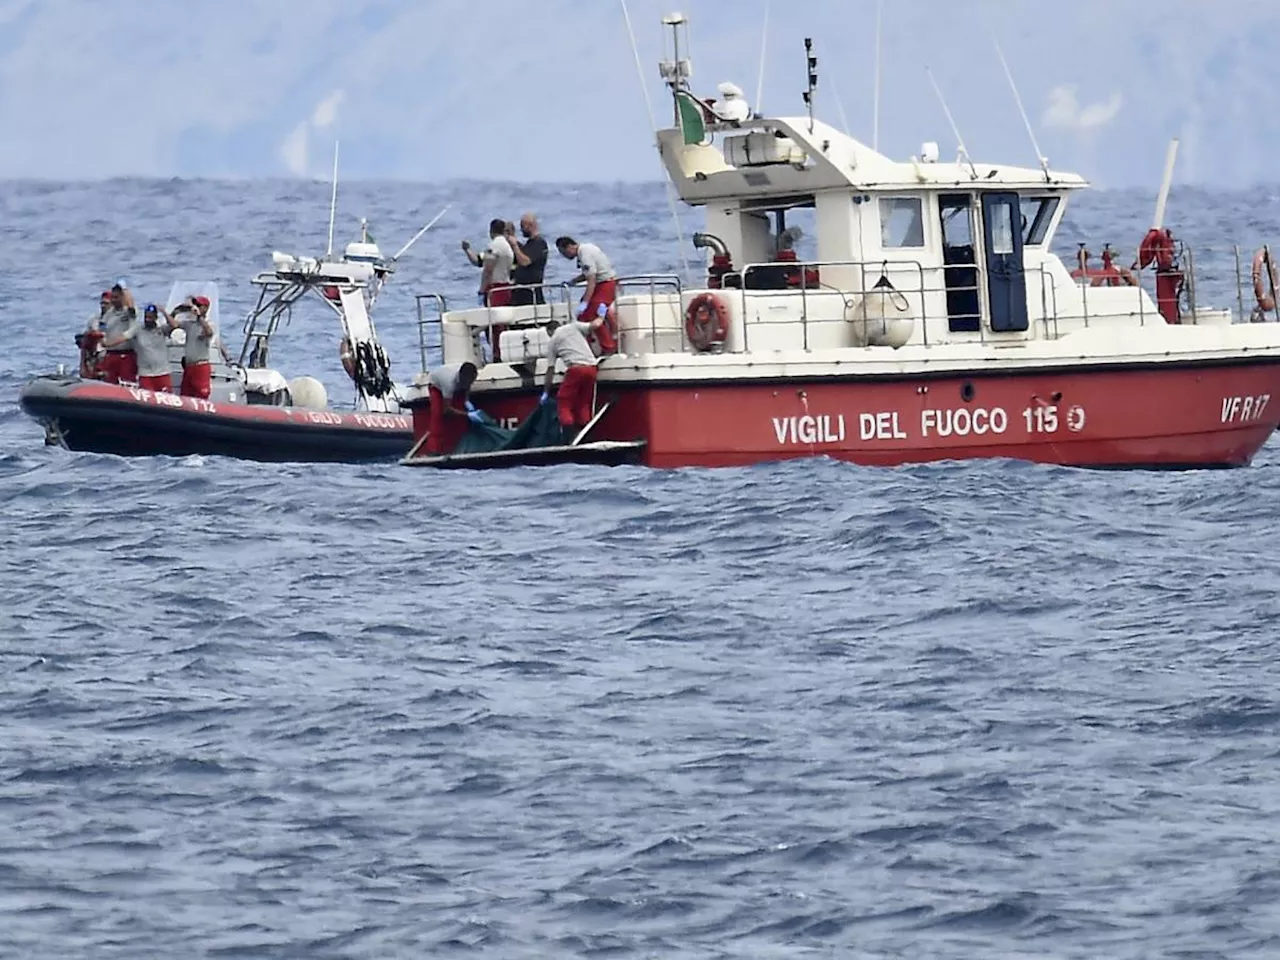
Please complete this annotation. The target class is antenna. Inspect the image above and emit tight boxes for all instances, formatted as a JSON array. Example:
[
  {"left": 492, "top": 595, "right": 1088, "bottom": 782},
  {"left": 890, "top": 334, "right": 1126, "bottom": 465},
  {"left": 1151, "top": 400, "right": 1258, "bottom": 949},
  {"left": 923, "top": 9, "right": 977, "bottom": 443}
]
[
  {"left": 624, "top": 2, "right": 691, "bottom": 280},
  {"left": 925, "top": 67, "right": 977, "bottom": 180},
  {"left": 392, "top": 204, "right": 452, "bottom": 261},
  {"left": 988, "top": 25, "right": 1049, "bottom": 181},
  {"left": 872, "top": 0, "right": 882, "bottom": 150},
  {"left": 755, "top": 0, "right": 770, "bottom": 115},
  {"left": 326, "top": 141, "right": 340, "bottom": 259},
  {"left": 802, "top": 38, "right": 818, "bottom": 133}
]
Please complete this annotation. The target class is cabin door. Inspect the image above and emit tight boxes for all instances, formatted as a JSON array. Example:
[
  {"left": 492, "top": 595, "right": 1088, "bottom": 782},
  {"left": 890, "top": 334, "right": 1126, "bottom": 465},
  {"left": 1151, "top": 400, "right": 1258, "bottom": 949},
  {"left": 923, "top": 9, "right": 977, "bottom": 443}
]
[{"left": 980, "top": 192, "right": 1029, "bottom": 332}]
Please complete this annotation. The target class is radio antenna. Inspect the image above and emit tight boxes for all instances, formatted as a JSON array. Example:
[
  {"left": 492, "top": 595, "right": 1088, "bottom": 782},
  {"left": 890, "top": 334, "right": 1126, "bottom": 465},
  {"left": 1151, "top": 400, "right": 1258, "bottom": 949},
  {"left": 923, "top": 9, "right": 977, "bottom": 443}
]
[
  {"left": 802, "top": 38, "right": 818, "bottom": 133},
  {"left": 987, "top": 23, "right": 1049, "bottom": 181},
  {"left": 325, "top": 141, "right": 340, "bottom": 259},
  {"left": 872, "top": 0, "right": 882, "bottom": 150},
  {"left": 755, "top": 0, "right": 770, "bottom": 115},
  {"left": 925, "top": 67, "right": 977, "bottom": 180}
]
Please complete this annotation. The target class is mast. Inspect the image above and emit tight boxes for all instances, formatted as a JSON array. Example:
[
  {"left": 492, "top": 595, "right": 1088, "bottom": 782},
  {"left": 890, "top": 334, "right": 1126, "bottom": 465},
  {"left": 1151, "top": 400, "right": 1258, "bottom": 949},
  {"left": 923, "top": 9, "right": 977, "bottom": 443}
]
[{"left": 802, "top": 38, "right": 818, "bottom": 134}]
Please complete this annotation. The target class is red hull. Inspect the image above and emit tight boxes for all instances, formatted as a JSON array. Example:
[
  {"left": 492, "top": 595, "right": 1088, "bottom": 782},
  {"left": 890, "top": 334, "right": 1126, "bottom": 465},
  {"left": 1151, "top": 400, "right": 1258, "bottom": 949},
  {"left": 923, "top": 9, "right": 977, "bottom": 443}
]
[{"left": 456, "top": 361, "right": 1280, "bottom": 469}]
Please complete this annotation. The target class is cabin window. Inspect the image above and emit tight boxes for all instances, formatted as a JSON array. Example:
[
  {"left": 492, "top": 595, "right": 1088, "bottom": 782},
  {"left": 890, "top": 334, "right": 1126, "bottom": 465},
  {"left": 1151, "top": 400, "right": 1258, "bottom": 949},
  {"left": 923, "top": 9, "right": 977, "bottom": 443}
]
[
  {"left": 878, "top": 197, "right": 925, "bottom": 248},
  {"left": 1022, "top": 196, "right": 1060, "bottom": 246},
  {"left": 987, "top": 198, "right": 1016, "bottom": 254}
]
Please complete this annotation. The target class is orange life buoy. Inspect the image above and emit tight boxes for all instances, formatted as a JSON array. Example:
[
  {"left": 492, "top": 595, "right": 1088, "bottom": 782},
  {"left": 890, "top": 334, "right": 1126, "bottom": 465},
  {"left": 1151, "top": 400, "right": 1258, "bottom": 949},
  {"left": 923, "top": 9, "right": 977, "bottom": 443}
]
[
  {"left": 685, "top": 293, "right": 730, "bottom": 351},
  {"left": 1253, "top": 248, "right": 1279, "bottom": 311}
]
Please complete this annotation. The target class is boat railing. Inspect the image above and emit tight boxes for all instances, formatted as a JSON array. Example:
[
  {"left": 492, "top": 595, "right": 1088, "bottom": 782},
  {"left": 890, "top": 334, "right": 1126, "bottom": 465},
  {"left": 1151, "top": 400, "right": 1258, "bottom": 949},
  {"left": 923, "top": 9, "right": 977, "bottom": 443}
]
[
  {"left": 597, "top": 274, "right": 684, "bottom": 353},
  {"left": 735, "top": 259, "right": 980, "bottom": 350},
  {"left": 1045, "top": 238, "right": 1273, "bottom": 333},
  {"left": 415, "top": 275, "right": 684, "bottom": 372},
  {"left": 415, "top": 293, "right": 449, "bottom": 371}
]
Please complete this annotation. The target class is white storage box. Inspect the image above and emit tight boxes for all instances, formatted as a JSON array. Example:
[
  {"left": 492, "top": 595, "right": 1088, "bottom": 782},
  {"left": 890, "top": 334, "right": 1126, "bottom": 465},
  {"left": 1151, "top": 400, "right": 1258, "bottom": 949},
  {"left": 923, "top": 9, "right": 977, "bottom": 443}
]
[
  {"left": 724, "top": 132, "right": 806, "bottom": 167},
  {"left": 498, "top": 327, "right": 551, "bottom": 364}
]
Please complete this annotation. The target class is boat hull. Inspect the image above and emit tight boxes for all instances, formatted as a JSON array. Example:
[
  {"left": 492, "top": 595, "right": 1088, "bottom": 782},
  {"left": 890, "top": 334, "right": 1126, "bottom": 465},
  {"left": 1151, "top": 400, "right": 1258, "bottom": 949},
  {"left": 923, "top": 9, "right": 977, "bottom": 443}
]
[
  {"left": 459, "top": 359, "right": 1280, "bottom": 470},
  {"left": 20, "top": 376, "right": 413, "bottom": 463}
]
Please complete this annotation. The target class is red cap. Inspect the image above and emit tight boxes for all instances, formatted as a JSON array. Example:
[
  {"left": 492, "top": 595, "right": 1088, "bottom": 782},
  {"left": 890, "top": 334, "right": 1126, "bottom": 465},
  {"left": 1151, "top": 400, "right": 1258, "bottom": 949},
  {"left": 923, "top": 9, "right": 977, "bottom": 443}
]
[
  {"left": 192, "top": 295, "right": 210, "bottom": 307},
  {"left": 100, "top": 291, "right": 112, "bottom": 300}
]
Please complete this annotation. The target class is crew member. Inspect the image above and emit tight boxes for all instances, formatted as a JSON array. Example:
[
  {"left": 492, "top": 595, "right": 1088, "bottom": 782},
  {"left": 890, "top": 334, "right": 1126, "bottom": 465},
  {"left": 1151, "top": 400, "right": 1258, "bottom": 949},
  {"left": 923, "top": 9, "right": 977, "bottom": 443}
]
[
  {"left": 462, "top": 218, "right": 515, "bottom": 307},
  {"left": 79, "top": 291, "right": 112, "bottom": 377},
  {"left": 1133, "top": 227, "right": 1183, "bottom": 324},
  {"left": 556, "top": 235, "right": 619, "bottom": 353},
  {"left": 107, "top": 303, "right": 174, "bottom": 392},
  {"left": 510, "top": 212, "right": 548, "bottom": 306},
  {"left": 424, "top": 361, "right": 481, "bottom": 455},
  {"left": 170, "top": 295, "right": 217, "bottom": 398},
  {"left": 541, "top": 314, "right": 607, "bottom": 444},
  {"left": 87, "top": 291, "right": 111, "bottom": 332},
  {"left": 98, "top": 283, "right": 138, "bottom": 384}
]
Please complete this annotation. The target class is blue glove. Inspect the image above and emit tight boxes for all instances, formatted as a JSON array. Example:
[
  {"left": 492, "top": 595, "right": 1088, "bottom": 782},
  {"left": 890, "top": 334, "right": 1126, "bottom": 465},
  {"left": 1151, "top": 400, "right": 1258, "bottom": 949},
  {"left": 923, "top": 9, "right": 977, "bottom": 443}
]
[
  {"left": 539, "top": 391, "right": 550, "bottom": 405},
  {"left": 467, "top": 409, "right": 484, "bottom": 423},
  {"left": 465, "top": 399, "right": 476, "bottom": 412}
]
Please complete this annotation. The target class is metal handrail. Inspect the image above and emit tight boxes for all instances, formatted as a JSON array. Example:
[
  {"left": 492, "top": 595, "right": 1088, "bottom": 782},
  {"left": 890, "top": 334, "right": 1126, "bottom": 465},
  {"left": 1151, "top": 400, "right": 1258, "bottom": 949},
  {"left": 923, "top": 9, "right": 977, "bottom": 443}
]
[
  {"left": 414, "top": 293, "right": 448, "bottom": 371},
  {"left": 737, "top": 258, "right": 981, "bottom": 350}
]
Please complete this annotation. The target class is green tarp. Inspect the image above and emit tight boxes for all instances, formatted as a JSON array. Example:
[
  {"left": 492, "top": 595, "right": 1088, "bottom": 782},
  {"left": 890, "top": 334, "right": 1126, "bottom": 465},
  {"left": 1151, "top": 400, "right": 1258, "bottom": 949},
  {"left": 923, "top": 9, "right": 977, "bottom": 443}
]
[{"left": 452, "top": 403, "right": 566, "bottom": 455}]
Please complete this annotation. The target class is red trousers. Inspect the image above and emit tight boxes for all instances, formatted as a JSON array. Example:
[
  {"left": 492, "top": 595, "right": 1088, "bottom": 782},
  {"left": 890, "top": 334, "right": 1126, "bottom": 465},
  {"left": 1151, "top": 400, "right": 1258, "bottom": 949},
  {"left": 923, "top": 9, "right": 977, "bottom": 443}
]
[
  {"left": 180, "top": 361, "right": 211, "bottom": 399},
  {"left": 138, "top": 374, "right": 171, "bottom": 393},
  {"left": 100, "top": 351, "right": 137, "bottom": 384},
  {"left": 580, "top": 279, "right": 618, "bottom": 353},
  {"left": 426, "top": 385, "right": 468, "bottom": 454},
  {"left": 557, "top": 364, "right": 598, "bottom": 429},
  {"left": 484, "top": 285, "right": 511, "bottom": 361}
]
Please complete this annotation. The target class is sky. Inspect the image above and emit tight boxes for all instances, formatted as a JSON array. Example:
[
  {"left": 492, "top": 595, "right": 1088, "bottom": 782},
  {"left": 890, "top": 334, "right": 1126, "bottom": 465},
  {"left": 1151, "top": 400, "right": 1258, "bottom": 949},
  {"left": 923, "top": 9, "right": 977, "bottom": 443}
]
[{"left": 0, "top": 0, "right": 1277, "bottom": 187}]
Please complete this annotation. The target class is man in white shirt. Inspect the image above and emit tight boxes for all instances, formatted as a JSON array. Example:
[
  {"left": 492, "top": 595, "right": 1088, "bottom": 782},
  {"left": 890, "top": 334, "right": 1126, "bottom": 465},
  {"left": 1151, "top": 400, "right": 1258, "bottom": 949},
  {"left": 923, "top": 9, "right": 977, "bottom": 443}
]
[
  {"left": 105, "top": 303, "right": 174, "bottom": 393},
  {"left": 541, "top": 314, "right": 607, "bottom": 443},
  {"left": 98, "top": 283, "right": 138, "bottom": 384},
  {"left": 424, "top": 361, "right": 481, "bottom": 455},
  {"left": 462, "top": 218, "right": 516, "bottom": 307},
  {"left": 167, "top": 296, "right": 217, "bottom": 398},
  {"left": 556, "top": 236, "right": 619, "bottom": 354}
]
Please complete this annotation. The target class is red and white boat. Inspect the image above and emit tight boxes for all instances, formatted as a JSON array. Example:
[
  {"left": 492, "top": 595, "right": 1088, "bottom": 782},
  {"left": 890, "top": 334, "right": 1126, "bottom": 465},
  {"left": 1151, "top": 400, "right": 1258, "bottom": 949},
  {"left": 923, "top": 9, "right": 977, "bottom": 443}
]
[{"left": 401, "top": 13, "right": 1280, "bottom": 471}]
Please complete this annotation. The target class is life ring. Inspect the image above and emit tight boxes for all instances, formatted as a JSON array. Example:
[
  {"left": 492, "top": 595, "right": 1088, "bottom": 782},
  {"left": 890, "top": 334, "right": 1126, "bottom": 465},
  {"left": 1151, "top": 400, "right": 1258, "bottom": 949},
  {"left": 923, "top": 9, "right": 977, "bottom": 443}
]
[
  {"left": 685, "top": 293, "right": 730, "bottom": 351},
  {"left": 1253, "top": 248, "right": 1279, "bottom": 311}
]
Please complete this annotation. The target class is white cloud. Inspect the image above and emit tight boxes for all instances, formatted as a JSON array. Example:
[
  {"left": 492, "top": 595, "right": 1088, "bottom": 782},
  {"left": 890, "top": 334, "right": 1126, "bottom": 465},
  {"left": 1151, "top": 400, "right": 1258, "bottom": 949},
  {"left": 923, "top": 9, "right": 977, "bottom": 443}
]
[
  {"left": 1042, "top": 84, "right": 1123, "bottom": 133},
  {"left": 311, "top": 88, "right": 344, "bottom": 129},
  {"left": 280, "top": 121, "right": 309, "bottom": 177}
]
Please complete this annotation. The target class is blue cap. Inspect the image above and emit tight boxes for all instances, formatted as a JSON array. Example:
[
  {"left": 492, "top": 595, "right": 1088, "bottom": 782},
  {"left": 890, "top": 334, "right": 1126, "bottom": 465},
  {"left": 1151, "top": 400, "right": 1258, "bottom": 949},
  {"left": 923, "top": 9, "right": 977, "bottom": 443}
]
[{"left": 144, "top": 303, "right": 157, "bottom": 312}]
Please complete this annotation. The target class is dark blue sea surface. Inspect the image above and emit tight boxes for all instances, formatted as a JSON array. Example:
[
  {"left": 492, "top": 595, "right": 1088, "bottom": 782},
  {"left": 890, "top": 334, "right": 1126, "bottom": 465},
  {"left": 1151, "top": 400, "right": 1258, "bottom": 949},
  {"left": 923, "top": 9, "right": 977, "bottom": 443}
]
[{"left": 3, "top": 179, "right": 1280, "bottom": 958}]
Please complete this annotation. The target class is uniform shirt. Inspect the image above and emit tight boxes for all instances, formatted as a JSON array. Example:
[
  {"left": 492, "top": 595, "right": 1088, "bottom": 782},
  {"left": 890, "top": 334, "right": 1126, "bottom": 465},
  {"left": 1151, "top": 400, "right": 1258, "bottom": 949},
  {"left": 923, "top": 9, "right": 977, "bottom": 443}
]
[
  {"left": 124, "top": 322, "right": 174, "bottom": 378},
  {"left": 545, "top": 321, "right": 598, "bottom": 368},
  {"left": 512, "top": 235, "right": 548, "bottom": 288},
  {"left": 426, "top": 362, "right": 469, "bottom": 399},
  {"left": 102, "top": 306, "right": 136, "bottom": 351},
  {"left": 178, "top": 313, "right": 216, "bottom": 364},
  {"left": 485, "top": 235, "right": 514, "bottom": 285},
  {"left": 576, "top": 242, "right": 616, "bottom": 282}
]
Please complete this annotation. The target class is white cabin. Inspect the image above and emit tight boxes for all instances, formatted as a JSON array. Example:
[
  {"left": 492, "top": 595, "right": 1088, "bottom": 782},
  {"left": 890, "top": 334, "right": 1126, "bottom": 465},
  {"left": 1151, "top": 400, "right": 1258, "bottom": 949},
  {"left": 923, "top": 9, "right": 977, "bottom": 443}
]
[{"left": 414, "top": 14, "right": 1240, "bottom": 396}]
